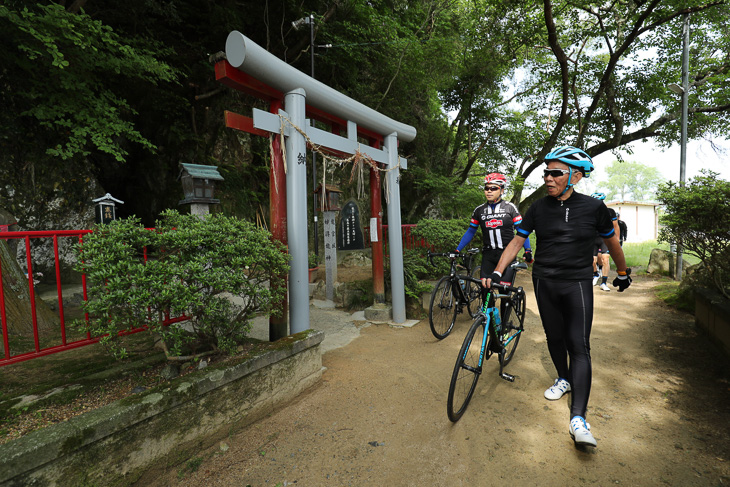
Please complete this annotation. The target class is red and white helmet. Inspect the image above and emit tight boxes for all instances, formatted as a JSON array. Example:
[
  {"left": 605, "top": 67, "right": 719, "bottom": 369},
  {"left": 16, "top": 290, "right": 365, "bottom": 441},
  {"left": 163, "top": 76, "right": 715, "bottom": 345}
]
[{"left": 484, "top": 173, "right": 507, "bottom": 189}]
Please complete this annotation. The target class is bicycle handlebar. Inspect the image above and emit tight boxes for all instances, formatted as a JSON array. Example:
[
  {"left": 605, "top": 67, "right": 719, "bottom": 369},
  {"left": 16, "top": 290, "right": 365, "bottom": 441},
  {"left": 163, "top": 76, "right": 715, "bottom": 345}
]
[
  {"left": 458, "top": 274, "right": 519, "bottom": 294},
  {"left": 427, "top": 248, "right": 479, "bottom": 267}
]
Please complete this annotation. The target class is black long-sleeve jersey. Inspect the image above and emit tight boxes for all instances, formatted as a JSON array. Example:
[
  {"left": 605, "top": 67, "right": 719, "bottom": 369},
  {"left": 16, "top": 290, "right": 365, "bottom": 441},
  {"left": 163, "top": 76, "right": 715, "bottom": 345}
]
[{"left": 516, "top": 192, "right": 615, "bottom": 280}]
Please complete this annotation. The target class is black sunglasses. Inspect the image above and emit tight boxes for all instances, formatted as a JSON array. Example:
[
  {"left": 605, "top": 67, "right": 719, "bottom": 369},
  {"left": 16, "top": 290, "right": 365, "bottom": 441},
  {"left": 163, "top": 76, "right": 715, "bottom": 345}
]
[
  {"left": 484, "top": 186, "right": 502, "bottom": 192},
  {"left": 543, "top": 168, "right": 570, "bottom": 178}
]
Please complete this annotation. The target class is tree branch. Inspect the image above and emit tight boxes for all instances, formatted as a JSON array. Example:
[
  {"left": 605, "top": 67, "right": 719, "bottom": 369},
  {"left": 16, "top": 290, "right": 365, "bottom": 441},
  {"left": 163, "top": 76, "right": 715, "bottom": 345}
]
[
  {"left": 577, "top": 0, "right": 662, "bottom": 147},
  {"left": 542, "top": 0, "right": 571, "bottom": 150}
]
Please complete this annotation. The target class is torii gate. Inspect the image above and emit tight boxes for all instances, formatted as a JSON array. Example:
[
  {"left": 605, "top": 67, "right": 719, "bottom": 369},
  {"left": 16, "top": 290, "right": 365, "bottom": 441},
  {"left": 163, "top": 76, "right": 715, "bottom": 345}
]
[{"left": 217, "top": 31, "right": 416, "bottom": 339}]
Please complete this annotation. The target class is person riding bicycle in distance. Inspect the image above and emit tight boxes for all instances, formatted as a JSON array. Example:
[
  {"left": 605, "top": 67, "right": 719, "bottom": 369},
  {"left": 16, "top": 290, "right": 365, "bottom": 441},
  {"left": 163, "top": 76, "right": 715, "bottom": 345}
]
[
  {"left": 484, "top": 146, "right": 632, "bottom": 448},
  {"left": 454, "top": 172, "right": 533, "bottom": 286}
]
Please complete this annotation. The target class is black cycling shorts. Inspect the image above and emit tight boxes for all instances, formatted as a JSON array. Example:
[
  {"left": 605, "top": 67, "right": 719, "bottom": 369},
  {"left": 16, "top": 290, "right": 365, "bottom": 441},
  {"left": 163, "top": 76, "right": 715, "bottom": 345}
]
[
  {"left": 480, "top": 249, "right": 515, "bottom": 285},
  {"left": 592, "top": 236, "right": 609, "bottom": 256}
]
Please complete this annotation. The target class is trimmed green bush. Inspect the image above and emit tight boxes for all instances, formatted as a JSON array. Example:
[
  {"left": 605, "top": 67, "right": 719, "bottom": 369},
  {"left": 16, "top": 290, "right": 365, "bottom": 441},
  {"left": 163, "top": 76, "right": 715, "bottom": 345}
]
[
  {"left": 411, "top": 218, "right": 476, "bottom": 279},
  {"left": 75, "top": 210, "right": 289, "bottom": 359},
  {"left": 657, "top": 171, "right": 730, "bottom": 299}
]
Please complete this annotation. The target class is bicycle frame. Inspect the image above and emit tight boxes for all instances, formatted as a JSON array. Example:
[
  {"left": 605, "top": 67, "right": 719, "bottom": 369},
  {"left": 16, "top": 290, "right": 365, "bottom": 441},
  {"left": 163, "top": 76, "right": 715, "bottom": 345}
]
[
  {"left": 464, "top": 278, "right": 520, "bottom": 382},
  {"left": 470, "top": 291, "right": 498, "bottom": 373}
]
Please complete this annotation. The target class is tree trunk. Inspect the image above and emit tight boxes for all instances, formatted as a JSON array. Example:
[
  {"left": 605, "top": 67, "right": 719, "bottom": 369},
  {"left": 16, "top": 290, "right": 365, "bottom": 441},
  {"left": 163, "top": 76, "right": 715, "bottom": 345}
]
[
  {"left": 0, "top": 240, "right": 59, "bottom": 336},
  {"left": 515, "top": 185, "right": 547, "bottom": 214}
]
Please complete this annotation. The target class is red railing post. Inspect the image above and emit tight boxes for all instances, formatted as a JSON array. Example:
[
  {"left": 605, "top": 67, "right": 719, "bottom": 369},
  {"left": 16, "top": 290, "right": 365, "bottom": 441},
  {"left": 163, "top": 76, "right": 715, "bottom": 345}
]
[
  {"left": 24, "top": 236, "right": 40, "bottom": 352},
  {"left": 0, "top": 253, "right": 9, "bottom": 360},
  {"left": 53, "top": 235, "right": 67, "bottom": 345},
  {"left": 79, "top": 234, "right": 91, "bottom": 338}
]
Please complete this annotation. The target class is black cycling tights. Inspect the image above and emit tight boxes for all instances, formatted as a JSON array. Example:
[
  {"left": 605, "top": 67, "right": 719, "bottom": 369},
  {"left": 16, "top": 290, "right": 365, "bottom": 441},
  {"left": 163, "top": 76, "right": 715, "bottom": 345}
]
[{"left": 533, "top": 277, "right": 594, "bottom": 419}]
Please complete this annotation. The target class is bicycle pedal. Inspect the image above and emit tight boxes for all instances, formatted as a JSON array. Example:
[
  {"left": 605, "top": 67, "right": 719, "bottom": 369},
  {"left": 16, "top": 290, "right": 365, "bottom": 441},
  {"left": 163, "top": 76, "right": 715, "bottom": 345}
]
[{"left": 500, "top": 372, "right": 515, "bottom": 382}]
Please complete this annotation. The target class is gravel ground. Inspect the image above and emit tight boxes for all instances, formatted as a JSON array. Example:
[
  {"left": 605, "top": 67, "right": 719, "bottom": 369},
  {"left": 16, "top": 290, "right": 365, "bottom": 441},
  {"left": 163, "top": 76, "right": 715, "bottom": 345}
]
[{"left": 141, "top": 273, "right": 730, "bottom": 487}]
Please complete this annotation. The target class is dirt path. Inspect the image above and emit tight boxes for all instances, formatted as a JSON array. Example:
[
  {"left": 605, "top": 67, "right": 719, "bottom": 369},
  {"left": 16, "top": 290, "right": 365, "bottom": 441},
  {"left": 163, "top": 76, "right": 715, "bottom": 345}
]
[{"left": 146, "top": 274, "right": 730, "bottom": 486}]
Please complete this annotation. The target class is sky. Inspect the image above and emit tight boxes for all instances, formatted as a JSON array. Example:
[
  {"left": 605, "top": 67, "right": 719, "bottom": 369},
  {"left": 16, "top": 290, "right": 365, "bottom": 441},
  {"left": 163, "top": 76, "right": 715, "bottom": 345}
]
[
  {"left": 591, "top": 137, "right": 730, "bottom": 183},
  {"left": 524, "top": 137, "right": 730, "bottom": 200}
]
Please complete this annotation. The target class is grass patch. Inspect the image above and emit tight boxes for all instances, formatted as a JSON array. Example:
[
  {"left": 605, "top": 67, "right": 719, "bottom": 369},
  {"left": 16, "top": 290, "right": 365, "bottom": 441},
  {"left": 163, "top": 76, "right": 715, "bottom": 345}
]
[
  {"left": 344, "top": 279, "right": 374, "bottom": 311},
  {"left": 621, "top": 240, "right": 701, "bottom": 270},
  {"left": 0, "top": 331, "right": 160, "bottom": 398},
  {"left": 178, "top": 456, "right": 205, "bottom": 479},
  {"left": 654, "top": 280, "right": 695, "bottom": 313}
]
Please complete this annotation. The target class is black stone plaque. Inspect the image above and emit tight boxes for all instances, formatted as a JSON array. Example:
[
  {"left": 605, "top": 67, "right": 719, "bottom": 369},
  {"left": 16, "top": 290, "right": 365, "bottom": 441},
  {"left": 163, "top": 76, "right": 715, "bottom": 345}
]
[{"left": 337, "top": 200, "right": 365, "bottom": 250}]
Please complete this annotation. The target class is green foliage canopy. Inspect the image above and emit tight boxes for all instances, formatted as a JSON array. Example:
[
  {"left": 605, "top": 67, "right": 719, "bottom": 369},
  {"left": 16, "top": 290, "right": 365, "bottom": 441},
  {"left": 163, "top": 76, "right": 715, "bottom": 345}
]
[
  {"left": 0, "top": 2, "right": 177, "bottom": 224},
  {"left": 602, "top": 161, "right": 665, "bottom": 202},
  {"left": 3, "top": 0, "right": 730, "bottom": 231}
]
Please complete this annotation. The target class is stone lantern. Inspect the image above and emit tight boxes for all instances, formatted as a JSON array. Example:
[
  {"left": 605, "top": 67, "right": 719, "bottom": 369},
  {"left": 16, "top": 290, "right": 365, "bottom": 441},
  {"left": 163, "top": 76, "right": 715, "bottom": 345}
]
[
  {"left": 314, "top": 184, "right": 342, "bottom": 212},
  {"left": 178, "top": 163, "right": 224, "bottom": 216},
  {"left": 92, "top": 193, "right": 124, "bottom": 224}
]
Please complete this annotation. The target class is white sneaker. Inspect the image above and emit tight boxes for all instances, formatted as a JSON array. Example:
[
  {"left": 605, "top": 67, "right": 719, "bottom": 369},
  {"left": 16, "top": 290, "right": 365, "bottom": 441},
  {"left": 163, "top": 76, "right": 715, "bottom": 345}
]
[
  {"left": 592, "top": 274, "right": 600, "bottom": 286},
  {"left": 570, "top": 416, "right": 597, "bottom": 447},
  {"left": 544, "top": 378, "right": 571, "bottom": 400},
  {"left": 600, "top": 282, "right": 610, "bottom": 292}
]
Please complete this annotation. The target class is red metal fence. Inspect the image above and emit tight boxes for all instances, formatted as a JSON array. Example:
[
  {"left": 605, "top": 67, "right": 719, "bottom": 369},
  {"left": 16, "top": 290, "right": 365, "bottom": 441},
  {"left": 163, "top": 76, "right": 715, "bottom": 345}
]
[
  {"left": 0, "top": 224, "right": 425, "bottom": 367},
  {"left": 0, "top": 229, "right": 184, "bottom": 367},
  {"left": 366, "top": 224, "right": 434, "bottom": 252}
]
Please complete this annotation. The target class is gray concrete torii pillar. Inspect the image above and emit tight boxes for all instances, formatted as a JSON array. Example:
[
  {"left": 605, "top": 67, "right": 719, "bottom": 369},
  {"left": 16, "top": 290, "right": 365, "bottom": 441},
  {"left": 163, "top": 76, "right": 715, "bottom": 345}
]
[
  {"left": 225, "top": 31, "right": 415, "bottom": 332},
  {"left": 284, "top": 88, "right": 309, "bottom": 333},
  {"left": 384, "top": 133, "right": 406, "bottom": 322}
]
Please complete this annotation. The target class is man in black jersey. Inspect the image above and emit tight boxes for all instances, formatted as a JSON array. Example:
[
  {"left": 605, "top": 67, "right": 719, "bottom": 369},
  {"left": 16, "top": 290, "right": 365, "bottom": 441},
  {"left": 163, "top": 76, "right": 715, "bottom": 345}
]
[
  {"left": 455, "top": 172, "right": 532, "bottom": 285},
  {"left": 485, "top": 146, "right": 632, "bottom": 448},
  {"left": 456, "top": 173, "right": 532, "bottom": 351}
]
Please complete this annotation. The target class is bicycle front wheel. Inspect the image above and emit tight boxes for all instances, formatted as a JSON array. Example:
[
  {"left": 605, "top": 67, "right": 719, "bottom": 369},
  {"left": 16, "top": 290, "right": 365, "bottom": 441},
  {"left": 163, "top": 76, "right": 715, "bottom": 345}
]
[
  {"left": 500, "top": 288, "right": 526, "bottom": 367},
  {"left": 447, "top": 317, "right": 486, "bottom": 422},
  {"left": 429, "top": 276, "right": 457, "bottom": 339}
]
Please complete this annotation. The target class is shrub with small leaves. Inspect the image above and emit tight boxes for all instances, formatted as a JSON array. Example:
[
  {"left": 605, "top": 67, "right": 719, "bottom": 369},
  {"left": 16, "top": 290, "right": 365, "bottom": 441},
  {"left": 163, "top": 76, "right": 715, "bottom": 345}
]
[
  {"left": 75, "top": 210, "right": 289, "bottom": 359},
  {"left": 657, "top": 170, "right": 730, "bottom": 299},
  {"left": 411, "top": 218, "right": 476, "bottom": 278}
]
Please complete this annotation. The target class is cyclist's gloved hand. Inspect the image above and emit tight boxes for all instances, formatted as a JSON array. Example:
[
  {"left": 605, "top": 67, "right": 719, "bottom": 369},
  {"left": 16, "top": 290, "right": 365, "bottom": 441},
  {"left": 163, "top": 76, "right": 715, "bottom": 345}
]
[
  {"left": 612, "top": 268, "right": 632, "bottom": 292},
  {"left": 523, "top": 251, "right": 533, "bottom": 264},
  {"left": 485, "top": 271, "right": 502, "bottom": 288}
]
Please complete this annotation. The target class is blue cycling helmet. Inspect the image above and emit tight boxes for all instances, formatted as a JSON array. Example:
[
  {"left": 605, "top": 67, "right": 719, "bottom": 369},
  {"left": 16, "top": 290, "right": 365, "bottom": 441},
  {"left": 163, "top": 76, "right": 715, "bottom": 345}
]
[
  {"left": 544, "top": 146, "right": 594, "bottom": 177},
  {"left": 545, "top": 145, "right": 594, "bottom": 197},
  {"left": 591, "top": 192, "right": 606, "bottom": 200}
]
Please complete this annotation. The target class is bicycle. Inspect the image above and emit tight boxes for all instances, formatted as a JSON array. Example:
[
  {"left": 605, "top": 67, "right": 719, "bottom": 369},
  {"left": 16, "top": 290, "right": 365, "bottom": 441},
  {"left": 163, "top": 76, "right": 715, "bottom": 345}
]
[
  {"left": 446, "top": 260, "right": 528, "bottom": 422},
  {"left": 427, "top": 249, "right": 482, "bottom": 340}
]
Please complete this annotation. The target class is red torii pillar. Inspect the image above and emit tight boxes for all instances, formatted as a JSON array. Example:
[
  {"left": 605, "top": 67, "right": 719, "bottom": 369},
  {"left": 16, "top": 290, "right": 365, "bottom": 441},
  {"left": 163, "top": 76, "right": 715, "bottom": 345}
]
[
  {"left": 216, "top": 61, "right": 289, "bottom": 339},
  {"left": 369, "top": 139, "right": 385, "bottom": 304}
]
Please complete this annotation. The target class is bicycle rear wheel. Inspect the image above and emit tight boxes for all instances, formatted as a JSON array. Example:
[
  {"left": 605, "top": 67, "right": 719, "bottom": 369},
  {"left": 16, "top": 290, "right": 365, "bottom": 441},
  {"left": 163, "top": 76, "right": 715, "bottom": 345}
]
[
  {"left": 429, "top": 276, "right": 457, "bottom": 339},
  {"left": 447, "top": 317, "right": 486, "bottom": 422},
  {"left": 499, "top": 288, "right": 526, "bottom": 367}
]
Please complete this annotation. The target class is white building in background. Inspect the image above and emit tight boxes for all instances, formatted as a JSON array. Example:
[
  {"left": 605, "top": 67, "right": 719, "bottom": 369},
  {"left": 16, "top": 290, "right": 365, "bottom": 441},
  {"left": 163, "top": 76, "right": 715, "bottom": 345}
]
[{"left": 607, "top": 201, "right": 661, "bottom": 243}]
